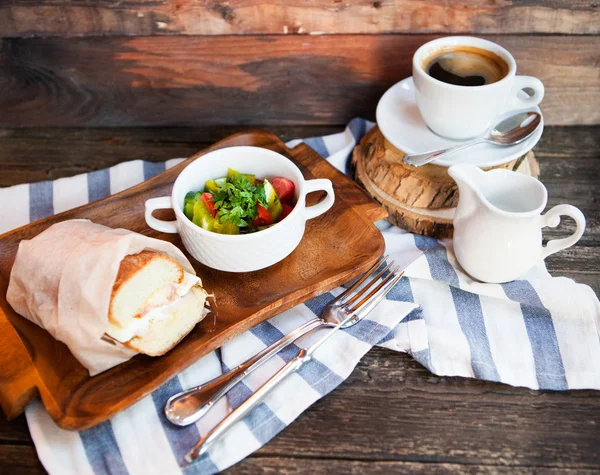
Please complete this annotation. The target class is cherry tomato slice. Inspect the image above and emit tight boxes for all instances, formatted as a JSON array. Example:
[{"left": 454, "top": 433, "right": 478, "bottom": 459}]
[
  {"left": 253, "top": 203, "right": 273, "bottom": 228},
  {"left": 201, "top": 192, "right": 217, "bottom": 218},
  {"left": 278, "top": 203, "right": 294, "bottom": 222},
  {"left": 270, "top": 177, "right": 295, "bottom": 204}
]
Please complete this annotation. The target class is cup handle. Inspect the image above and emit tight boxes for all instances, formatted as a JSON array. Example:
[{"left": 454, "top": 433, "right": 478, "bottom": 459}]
[
  {"left": 145, "top": 197, "right": 179, "bottom": 234},
  {"left": 540, "top": 204, "right": 586, "bottom": 259},
  {"left": 511, "top": 76, "right": 545, "bottom": 110},
  {"left": 303, "top": 179, "right": 335, "bottom": 220}
]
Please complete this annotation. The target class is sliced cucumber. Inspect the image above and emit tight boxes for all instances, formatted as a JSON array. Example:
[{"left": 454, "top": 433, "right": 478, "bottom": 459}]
[
  {"left": 204, "top": 177, "right": 228, "bottom": 193},
  {"left": 184, "top": 191, "right": 197, "bottom": 204},
  {"left": 184, "top": 202, "right": 195, "bottom": 221},
  {"left": 263, "top": 178, "right": 283, "bottom": 220},
  {"left": 184, "top": 191, "right": 200, "bottom": 221}
]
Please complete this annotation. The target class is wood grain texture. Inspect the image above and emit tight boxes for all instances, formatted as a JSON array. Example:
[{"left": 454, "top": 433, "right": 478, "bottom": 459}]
[
  {"left": 0, "top": 130, "right": 386, "bottom": 430},
  {"left": 0, "top": 125, "right": 597, "bottom": 293},
  {"left": 2, "top": 349, "right": 600, "bottom": 474},
  {"left": 354, "top": 126, "right": 529, "bottom": 210},
  {"left": 352, "top": 126, "right": 541, "bottom": 238},
  {"left": 0, "top": 35, "right": 598, "bottom": 128},
  {"left": 0, "top": 126, "right": 597, "bottom": 473},
  {"left": 0, "top": 444, "right": 45, "bottom": 474},
  {"left": 245, "top": 348, "right": 600, "bottom": 470},
  {"left": 1, "top": 0, "right": 599, "bottom": 37},
  {"left": 0, "top": 312, "right": 40, "bottom": 420},
  {"left": 0, "top": 125, "right": 597, "bottom": 188},
  {"left": 230, "top": 459, "right": 600, "bottom": 474},
  {"left": 0, "top": 125, "right": 342, "bottom": 187}
]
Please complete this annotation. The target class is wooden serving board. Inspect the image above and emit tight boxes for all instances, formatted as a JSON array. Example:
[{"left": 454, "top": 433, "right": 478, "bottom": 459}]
[{"left": 0, "top": 131, "right": 387, "bottom": 430}]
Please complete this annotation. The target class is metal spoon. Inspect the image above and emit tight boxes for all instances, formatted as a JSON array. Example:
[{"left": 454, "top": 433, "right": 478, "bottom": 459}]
[
  {"left": 403, "top": 111, "right": 542, "bottom": 167},
  {"left": 164, "top": 255, "right": 392, "bottom": 427}
]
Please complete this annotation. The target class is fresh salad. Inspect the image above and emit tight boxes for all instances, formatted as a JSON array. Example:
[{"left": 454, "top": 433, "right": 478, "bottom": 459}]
[{"left": 183, "top": 168, "right": 296, "bottom": 234}]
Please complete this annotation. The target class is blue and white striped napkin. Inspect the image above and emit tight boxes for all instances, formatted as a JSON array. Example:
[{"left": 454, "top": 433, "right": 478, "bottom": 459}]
[{"left": 2, "top": 119, "right": 599, "bottom": 475}]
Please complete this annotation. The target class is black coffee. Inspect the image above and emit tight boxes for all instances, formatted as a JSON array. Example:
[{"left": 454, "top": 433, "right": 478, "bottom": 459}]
[{"left": 425, "top": 46, "right": 508, "bottom": 87}]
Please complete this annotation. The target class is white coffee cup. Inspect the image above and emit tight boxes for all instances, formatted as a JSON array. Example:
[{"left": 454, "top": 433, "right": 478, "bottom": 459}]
[{"left": 412, "top": 36, "right": 545, "bottom": 140}]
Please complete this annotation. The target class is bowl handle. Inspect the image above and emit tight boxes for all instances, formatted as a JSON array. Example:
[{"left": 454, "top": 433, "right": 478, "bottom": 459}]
[
  {"left": 145, "top": 197, "right": 179, "bottom": 234},
  {"left": 304, "top": 179, "right": 335, "bottom": 220}
]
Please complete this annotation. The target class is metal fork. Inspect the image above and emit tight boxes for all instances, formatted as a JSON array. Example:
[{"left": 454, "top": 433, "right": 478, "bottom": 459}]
[
  {"left": 184, "top": 261, "right": 404, "bottom": 462},
  {"left": 164, "top": 255, "right": 392, "bottom": 427}
]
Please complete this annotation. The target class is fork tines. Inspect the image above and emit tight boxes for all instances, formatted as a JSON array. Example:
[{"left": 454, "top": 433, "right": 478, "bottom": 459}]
[{"left": 335, "top": 255, "right": 403, "bottom": 316}]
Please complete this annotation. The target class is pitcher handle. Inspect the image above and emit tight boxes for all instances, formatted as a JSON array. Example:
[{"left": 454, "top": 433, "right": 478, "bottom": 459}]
[{"left": 540, "top": 204, "right": 586, "bottom": 259}]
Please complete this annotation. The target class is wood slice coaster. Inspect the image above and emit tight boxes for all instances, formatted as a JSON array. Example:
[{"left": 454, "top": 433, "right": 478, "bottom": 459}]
[{"left": 352, "top": 126, "right": 540, "bottom": 239}]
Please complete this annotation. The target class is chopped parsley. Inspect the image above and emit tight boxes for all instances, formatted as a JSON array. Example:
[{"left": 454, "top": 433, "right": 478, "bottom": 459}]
[{"left": 212, "top": 174, "right": 268, "bottom": 228}]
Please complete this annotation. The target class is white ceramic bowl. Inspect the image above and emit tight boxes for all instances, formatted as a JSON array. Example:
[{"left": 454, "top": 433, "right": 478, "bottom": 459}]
[{"left": 144, "top": 146, "right": 335, "bottom": 272}]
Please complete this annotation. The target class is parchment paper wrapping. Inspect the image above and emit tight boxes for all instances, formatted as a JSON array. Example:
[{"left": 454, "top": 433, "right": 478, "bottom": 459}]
[{"left": 7, "top": 219, "right": 196, "bottom": 376}]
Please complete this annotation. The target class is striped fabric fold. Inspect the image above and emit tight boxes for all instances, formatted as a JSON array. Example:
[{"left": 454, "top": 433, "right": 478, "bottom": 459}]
[{"left": 1, "top": 118, "right": 599, "bottom": 475}]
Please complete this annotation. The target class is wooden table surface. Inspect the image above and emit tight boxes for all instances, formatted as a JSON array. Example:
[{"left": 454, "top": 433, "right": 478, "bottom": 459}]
[{"left": 0, "top": 125, "right": 598, "bottom": 474}]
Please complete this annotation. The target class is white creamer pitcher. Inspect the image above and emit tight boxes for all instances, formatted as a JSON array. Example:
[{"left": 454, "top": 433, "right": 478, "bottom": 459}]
[{"left": 448, "top": 163, "right": 586, "bottom": 283}]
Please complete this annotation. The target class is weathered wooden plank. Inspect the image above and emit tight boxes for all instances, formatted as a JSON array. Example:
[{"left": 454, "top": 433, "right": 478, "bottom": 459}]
[
  {"left": 534, "top": 125, "right": 600, "bottom": 161},
  {"left": 0, "top": 444, "right": 45, "bottom": 474},
  {"left": 0, "top": 137, "right": 597, "bottom": 473},
  {"left": 0, "top": 35, "right": 598, "bottom": 128},
  {"left": 1, "top": 125, "right": 597, "bottom": 294},
  {"left": 535, "top": 127, "right": 600, "bottom": 250},
  {"left": 0, "top": 124, "right": 597, "bottom": 190},
  {"left": 230, "top": 458, "right": 600, "bottom": 474},
  {"left": 0, "top": 125, "right": 342, "bottom": 186},
  {"left": 0, "top": 412, "right": 30, "bottom": 444},
  {"left": 546, "top": 245, "right": 600, "bottom": 278},
  {"left": 253, "top": 349, "right": 600, "bottom": 468},
  {"left": 1, "top": 0, "right": 599, "bottom": 37},
  {"left": 543, "top": 196, "right": 599, "bottom": 247},
  {"left": 3, "top": 348, "right": 600, "bottom": 473}
]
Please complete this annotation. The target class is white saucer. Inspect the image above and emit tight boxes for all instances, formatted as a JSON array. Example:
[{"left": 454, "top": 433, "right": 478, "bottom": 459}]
[{"left": 376, "top": 77, "right": 543, "bottom": 168}]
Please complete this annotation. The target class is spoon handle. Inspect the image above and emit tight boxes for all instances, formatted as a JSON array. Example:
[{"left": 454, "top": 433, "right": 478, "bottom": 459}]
[
  {"left": 163, "top": 317, "right": 324, "bottom": 426},
  {"left": 186, "top": 310, "right": 359, "bottom": 462},
  {"left": 403, "top": 138, "right": 484, "bottom": 167},
  {"left": 185, "top": 349, "right": 308, "bottom": 463}
]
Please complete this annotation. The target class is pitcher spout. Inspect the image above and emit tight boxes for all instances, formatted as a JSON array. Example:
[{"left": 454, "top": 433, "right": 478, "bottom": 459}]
[
  {"left": 448, "top": 163, "right": 485, "bottom": 213},
  {"left": 448, "top": 163, "right": 484, "bottom": 194}
]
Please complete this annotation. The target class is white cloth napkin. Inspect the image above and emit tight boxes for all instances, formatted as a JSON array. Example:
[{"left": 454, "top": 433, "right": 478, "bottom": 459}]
[{"left": 1, "top": 119, "right": 598, "bottom": 475}]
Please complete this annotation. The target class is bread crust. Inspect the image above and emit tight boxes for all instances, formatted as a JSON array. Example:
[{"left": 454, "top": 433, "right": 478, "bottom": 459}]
[
  {"left": 111, "top": 250, "right": 182, "bottom": 296},
  {"left": 108, "top": 250, "right": 184, "bottom": 326},
  {"left": 107, "top": 250, "right": 205, "bottom": 356},
  {"left": 124, "top": 285, "right": 207, "bottom": 356}
]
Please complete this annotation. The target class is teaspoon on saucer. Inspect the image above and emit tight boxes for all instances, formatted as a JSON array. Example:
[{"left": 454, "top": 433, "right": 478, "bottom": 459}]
[{"left": 403, "top": 111, "right": 542, "bottom": 167}]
